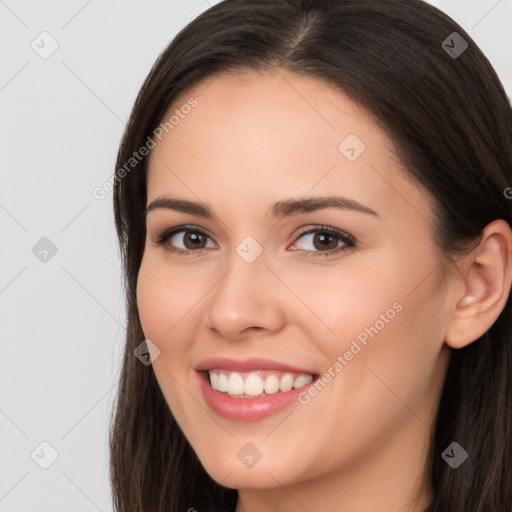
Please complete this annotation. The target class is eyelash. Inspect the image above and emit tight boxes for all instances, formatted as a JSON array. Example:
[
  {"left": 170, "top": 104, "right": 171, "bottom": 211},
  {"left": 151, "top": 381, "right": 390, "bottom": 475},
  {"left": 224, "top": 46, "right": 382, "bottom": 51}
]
[{"left": 151, "top": 224, "right": 356, "bottom": 258}]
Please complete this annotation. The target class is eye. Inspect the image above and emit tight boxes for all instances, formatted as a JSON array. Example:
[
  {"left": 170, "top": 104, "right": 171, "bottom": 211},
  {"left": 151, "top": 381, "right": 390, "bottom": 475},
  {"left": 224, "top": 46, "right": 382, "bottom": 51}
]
[
  {"left": 152, "top": 225, "right": 216, "bottom": 256},
  {"left": 151, "top": 224, "right": 355, "bottom": 258},
  {"left": 288, "top": 226, "right": 355, "bottom": 257}
]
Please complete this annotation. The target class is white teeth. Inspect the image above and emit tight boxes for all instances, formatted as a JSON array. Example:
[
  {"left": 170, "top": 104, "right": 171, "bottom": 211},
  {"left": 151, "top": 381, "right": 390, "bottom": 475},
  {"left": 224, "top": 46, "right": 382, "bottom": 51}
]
[
  {"left": 209, "top": 372, "right": 219, "bottom": 390},
  {"left": 217, "top": 373, "right": 229, "bottom": 392},
  {"left": 279, "top": 374, "right": 294, "bottom": 392},
  {"left": 264, "top": 375, "right": 280, "bottom": 394},
  {"left": 208, "top": 370, "right": 314, "bottom": 397},
  {"left": 244, "top": 374, "right": 264, "bottom": 396},
  {"left": 293, "top": 374, "right": 313, "bottom": 388},
  {"left": 228, "top": 372, "right": 244, "bottom": 395}
]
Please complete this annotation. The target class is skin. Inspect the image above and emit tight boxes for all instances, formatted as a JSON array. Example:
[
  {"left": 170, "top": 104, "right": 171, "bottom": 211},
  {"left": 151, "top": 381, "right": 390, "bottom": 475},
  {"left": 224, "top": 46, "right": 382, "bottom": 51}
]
[{"left": 136, "top": 68, "right": 512, "bottom": 511}]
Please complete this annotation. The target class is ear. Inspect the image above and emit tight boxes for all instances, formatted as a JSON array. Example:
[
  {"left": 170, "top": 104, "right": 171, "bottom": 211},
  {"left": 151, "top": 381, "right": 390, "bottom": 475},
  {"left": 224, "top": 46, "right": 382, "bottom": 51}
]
[{"left": 445, "top": 219, "right": 512, "bottom": 349}]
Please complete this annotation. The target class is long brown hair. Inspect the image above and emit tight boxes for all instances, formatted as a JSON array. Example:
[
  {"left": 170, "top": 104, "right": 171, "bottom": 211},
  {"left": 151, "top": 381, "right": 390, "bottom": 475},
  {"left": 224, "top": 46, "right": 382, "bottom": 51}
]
[{"left": 110, "top": 1, "right": 512, "bottom": 510}]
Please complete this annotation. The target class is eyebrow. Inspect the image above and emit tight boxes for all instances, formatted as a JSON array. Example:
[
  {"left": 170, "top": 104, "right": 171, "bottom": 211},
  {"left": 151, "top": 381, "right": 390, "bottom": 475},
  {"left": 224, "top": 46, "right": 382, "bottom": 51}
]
[{"left": 145, "top": 196, "right": 379, "bottom": 219}]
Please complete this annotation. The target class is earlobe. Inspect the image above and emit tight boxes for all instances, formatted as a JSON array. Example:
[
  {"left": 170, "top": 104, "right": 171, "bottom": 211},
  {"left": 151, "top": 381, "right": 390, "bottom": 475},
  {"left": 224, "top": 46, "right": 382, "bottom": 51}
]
[{"left": 445, "top": 220, "right": 512, "bottom": 349}]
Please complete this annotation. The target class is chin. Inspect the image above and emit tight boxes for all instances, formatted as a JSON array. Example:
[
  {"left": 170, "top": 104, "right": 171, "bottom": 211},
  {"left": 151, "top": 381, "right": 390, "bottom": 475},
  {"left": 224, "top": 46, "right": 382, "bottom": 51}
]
[{"left": 196, "top": 445, "right": 304, "bottom": 490}]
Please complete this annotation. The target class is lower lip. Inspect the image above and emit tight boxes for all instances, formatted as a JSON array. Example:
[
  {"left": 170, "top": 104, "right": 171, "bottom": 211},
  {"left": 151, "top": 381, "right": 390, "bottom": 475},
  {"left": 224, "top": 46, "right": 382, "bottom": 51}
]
[{"left": 197, "top": 371, "right": 314, "bottom": 422}]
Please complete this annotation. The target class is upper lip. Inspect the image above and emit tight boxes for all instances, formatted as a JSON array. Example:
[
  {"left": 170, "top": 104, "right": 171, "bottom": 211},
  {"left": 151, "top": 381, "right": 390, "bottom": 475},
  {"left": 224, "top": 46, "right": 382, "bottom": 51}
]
[{"left": 195, "top": 357, "right": 318, "bottom": 375}]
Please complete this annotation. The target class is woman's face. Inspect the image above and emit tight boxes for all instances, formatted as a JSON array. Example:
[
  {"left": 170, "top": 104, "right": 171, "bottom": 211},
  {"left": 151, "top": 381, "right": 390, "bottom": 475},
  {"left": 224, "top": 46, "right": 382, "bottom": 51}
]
[{"left": 137, "top": 69, "right": 454, "bottom": 499}]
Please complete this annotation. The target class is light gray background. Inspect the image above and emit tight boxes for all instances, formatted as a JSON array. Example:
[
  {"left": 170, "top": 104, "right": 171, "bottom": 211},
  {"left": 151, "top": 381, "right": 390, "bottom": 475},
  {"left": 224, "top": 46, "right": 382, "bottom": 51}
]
[{"left": 1, "top": 1, "right": 511, "bottom": 510}]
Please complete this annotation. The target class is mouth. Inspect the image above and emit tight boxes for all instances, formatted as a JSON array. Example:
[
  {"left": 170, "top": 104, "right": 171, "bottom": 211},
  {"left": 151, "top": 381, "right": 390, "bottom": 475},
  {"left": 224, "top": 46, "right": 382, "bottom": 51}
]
[
  {"left": 200, "top": 369, "right": 318, "bottom": 398},
  {"left": 194, "top": 357, "right": 320, "bottom": 421}
]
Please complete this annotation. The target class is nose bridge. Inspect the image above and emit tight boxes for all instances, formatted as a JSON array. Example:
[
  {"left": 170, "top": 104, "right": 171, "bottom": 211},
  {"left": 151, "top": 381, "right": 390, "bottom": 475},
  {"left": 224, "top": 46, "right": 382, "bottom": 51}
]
[{"left": 203, "top": 241, "right": 284, "bottom": 339}]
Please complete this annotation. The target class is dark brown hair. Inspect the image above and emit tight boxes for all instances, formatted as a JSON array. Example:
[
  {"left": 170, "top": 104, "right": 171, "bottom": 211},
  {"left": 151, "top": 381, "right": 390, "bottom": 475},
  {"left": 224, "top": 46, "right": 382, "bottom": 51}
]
[{"left": 110, "top": 0, "right": 512, "bottom": 510}]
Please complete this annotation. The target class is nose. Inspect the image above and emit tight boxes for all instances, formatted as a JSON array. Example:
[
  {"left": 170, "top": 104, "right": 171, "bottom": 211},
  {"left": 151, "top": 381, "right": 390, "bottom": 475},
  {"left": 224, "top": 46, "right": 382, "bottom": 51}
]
[{"left": 203, "top": 249, "right": 287, "bottom": 341}]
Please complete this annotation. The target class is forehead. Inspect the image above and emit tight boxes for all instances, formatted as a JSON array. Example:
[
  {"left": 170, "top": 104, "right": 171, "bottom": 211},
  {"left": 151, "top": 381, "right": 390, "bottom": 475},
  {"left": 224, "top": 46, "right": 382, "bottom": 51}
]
[
  {"left": 148, "top": 68, "right": 383, "bottom": 168},
  {"left": 146, "top": 69, "right": 431, "bottom": 224}
]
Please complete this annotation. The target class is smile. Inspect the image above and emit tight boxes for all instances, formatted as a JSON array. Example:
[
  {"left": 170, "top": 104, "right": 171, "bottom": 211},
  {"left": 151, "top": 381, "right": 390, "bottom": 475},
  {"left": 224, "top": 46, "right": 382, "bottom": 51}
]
[
  {"left": 208, "top": 369, "right": 314, "bottom": 398},
  {"left": 195, "top": 357, "right": 319, "bottom": 421}
]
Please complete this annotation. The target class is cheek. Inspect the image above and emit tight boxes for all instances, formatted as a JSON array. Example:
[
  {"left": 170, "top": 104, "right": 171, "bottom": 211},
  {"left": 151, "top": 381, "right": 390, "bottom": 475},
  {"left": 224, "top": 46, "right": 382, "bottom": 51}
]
[
  {"left": 136, "top": 258, "right": 201, "bottom": 417},
  {"left": 136, "top": 255, "right": 203, "bottom": 343},
  {"left": 289, "top": 261, "right": 405, "bottom": 356},
  {"left": 328, "top": 272, "right": 447, "bottom": 428},
  {"left": 295, "top": 284, "right": 446, "bottom": 466},
  {"left": 136, "top": 260, "right": 169, "bottom": 341},
  {"left": 299, "top": 249, "right": 446, "bottom": 395}
]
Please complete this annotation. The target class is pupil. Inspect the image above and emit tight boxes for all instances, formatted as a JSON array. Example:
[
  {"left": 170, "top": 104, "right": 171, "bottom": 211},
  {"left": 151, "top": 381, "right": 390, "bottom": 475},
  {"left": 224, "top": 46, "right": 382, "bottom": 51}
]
[
  {"left": 314, "top": 232, "right": 337, "bottom": 250},
  {"left": 184, "top": 232, "right": 205, "bottom": 249}
]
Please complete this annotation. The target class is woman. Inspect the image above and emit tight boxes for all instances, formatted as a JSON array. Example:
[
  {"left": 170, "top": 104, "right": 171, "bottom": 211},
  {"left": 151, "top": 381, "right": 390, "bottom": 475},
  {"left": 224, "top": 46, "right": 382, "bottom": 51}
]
[{"left": 109, "top": 0, "right": 512, "bottom": 510}]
